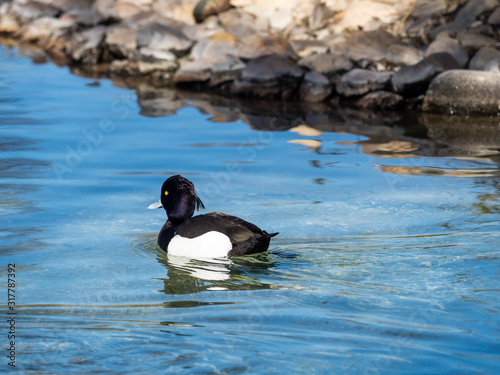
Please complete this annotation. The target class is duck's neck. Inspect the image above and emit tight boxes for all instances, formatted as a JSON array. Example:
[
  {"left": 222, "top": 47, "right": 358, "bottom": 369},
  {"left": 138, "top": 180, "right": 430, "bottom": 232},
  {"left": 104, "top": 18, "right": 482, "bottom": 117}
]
[{"left": 167, "top": 194, "right": 195, "bottom": 226}]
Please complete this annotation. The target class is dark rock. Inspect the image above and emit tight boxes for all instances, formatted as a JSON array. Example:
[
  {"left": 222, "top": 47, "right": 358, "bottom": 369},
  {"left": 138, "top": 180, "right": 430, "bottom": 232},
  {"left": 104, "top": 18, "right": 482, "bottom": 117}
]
[
  {"left": 68, "top": 26, "right": 106, "bottom": 64},
  {"left": 405, "top": 16, "right": 434, "bottom": 42},
  {"left": 355, "top": 91, "right": 404, "bottom": 111},
  {"left": 298, "top": 53, "right": 353, "bottom": 80},
  {"left": 392, "top": 52, "right": 460, "bottom": 95},
  {"left": 344, "top": 29, "right": 399, "bottom": 64},
  {"left": 191, "top": 32, "right": 240, "bottom": 60},
  {"left": 426, "top": 38, "right": 469, "bottom": 68},
  {"left": 455, "top": 0, "right": 500, "bottom": 24},
  {"left": 487, "top": 7, "right": 500, "bottom": 25},
  {"left": 336, "top": 68, "right": 393, "bottom": 97},
  {"left": 385, "top": 44, "right": 424, "bottom": 66},
  {"left": 105, "top": 25, "right": 138, "bottom": 59},
  {"left": 422, "top": 69, "right": 500, "bottom": 115},
  {"left": 193, "top": 0, "right": 230, "bottom": 23},
  {"left": 300, "top": 71, "right": 332, "bottom": 102},
  {"left": 136, "top": 23, "right": 193, "bottom": 57},
  {"left": 231, "top": 54, "right": 304, "bottom": 99},
  {"left": 469, "top": 47, "right": 500, "bottom": 73},
  {"left": 456, "top": 32, "right": 497, "bottom": 52},
  {"left": 238, "top": 33, "right": 297, "bottom": 60}
]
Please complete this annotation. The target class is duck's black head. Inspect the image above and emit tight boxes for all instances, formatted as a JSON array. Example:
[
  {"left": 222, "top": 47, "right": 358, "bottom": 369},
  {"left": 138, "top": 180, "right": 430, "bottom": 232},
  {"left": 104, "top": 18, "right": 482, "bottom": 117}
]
[{"left": 149, "top": 175, "right": 205, "bottom": 225}]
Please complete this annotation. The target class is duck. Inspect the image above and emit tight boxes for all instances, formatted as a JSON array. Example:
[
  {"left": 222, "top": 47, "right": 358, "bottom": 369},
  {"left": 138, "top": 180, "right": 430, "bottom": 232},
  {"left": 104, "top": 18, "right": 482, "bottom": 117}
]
[{"left": 148, "top": 175, "right": 278, "bottom": 258}]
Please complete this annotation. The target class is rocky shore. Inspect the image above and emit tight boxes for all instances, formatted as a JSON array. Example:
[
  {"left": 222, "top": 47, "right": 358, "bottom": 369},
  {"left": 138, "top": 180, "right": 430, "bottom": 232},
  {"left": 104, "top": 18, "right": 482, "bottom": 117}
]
[{"left": 2, "top": 0, "right": 500, "bottom": 114}]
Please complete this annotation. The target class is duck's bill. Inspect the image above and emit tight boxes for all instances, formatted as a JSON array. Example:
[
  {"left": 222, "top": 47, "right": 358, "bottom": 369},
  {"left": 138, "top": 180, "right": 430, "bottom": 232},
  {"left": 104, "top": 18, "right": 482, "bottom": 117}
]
[{"left": 148, "top": 200, "right": 163, "bottom": 209}]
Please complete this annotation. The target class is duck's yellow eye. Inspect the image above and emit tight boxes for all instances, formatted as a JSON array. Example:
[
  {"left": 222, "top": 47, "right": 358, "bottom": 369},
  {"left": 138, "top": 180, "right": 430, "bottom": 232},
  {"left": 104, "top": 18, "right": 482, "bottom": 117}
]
[{"left": 164, "top": 191, "right": 168, "bottom": 196}]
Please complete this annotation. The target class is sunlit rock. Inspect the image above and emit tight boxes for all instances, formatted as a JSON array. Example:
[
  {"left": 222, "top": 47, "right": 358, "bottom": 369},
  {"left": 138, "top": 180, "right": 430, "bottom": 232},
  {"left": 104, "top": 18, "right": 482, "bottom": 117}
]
[
  {"left": 237, "top": 33, "right": 296, "bottom": 60},
  {"left": 105, "top": 25, "right": 138, "bottom": 59},
  {"left": 69, "top": 25, "right": 106, "bottom": 64},
  {"left": 344, "top": 29, "right": 399, "bottom": 65},
  {"left": 193, "top": 0, "right": 230, "bottom": 23},
  {"left": 385, "top": 44, "right": 424, "bottom": 67},
  {"left": 136, "top": 22, "right": 193, "bottom": 56},
  {"left": 191, "top": 32, "right": 240, "bottom": 60}
]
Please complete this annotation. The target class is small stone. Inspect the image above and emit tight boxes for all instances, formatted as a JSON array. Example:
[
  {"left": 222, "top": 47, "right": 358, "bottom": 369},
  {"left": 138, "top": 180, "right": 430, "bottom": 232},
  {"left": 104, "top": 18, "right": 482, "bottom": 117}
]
[
  {"left": 16, "top": 17, "right": 75, "bottom": 48},
  {"left": 487, "top": 7, "right": 500, "bottom": 25},
  {"left": 136, "top": 23, "right": 193, "bottom": 57},
  {"left": 300, "top": 71, "right": 332, "bottom": 102},
  {"left": 153, "top": 1, "right": 196, "bottom": 25},
  {"left": 232, "top": 54, "right": 303, "bottom": 99},
  {"left": 0, "top": 13, "right": 19, "bottom": 33},
  {"left": 411, "top": 0, "right": 447, "bottom": 17},
  {"left": 469, "top": 47, "right": 500, "bottom": 73},
  {"left": 392, "top": 52, "right": 461, "bottom": 95},
  {"left": 193, "top": 0, "right": 231, "bottom": 23},
  {"left": 426, "top": 38, "right": 469, "bottom": 68},
  {"left": 238, "top": 33, "right": 297, "bottom": 60},
  {"left": 385, "top": 44, "right": 424, "bottom": 66},
  {"left": 62, "top": 8, "right": 100, "bottom": 26},
  {"left": 355, "top": 90, "right": 404, "bottom": 110},
  {"left": 456, "top": 32, "right": 497, "bottom": 52},
  {"left": 210, "top": 54, "right": 246, "bottom": 86},
  {"left": 10, "top": 1, "right": 60, "bottom": 24},
  {"left": 336, "top": 68, "right": 393, "bottom": 97},
  {"left": 105, "top": 25, "right": 138, "bottom": 59},
  {"left": 298, "top": 53, "right": 353, "bottom": 79},
  {"left": 139, "top": 47, "right": 176, "bottom": 62},
  {"left": 345, "top": 29, "right": 400, "bottom": 64},
  {"left": 290, "top": 39, "right": 328, "bottom": 58},
  {"left": 422, "top": 69, "right": 500, "bottom": 115},
  {"left": 69, "top": 25, "right": 106, "bottom": 64},
  {"left": 191, "top": 32, "right": 240, "bottom": 60},
  {"left": 174, "top": 54, "right": 245, "bottom": 86},
  {"left": 114, "top": 0, "right": 145, "bottom": 20},
  {"left": 218, "top": 8, "right": 259, "bottom": 40}
]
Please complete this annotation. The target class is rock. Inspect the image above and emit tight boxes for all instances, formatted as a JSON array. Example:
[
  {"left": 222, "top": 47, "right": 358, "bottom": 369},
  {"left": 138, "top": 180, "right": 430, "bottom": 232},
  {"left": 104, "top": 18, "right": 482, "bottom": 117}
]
[
  {"left": 153, "top": 1, "right": 197, "bottom": 25},
  {"left": 300, "top": 71, "right": 332, "bottom": 102},
  {"left": 10, "top": 1, "right": 60, "bottom": 24},
  {"left": 191, "top": 32, "right": 240, "bottom": 60},
  {"left": 487, "top": 7, "right": 500, "bottom": 25},
  {"left": 385, "top": 44, "right": 424, "bottom": 66},
  {"left": 92, "top": 0, "right": 120, "bottom": 23},
  {"left": 297, "top": 53, "right": 353, "bottom": 80},
  {"left": 238, "top": 33, "right": 296, "bottom": 60},
  {"left": 411, "top": 0, "right": 447, "bottom": 17},
  {"left": 231, "top": 54, "right": 304, "bottom": 99},
  {"left": 174, "top": 54, "right": 245, "bottom": 86},
  {"left": 469, "top": 47, "right": 500, "bottom": 73},
  {"left": 340, "top": 0, "right": 396, "bottom": 31},
  {"left": 114, "top": 0, "right": 146, "bottom": 20},
  {"left": 355, "top": 91, "right": 404, "bottom": 111},
  {"left": 136, "top": 23, "right": 193, "bottom": 57},
  {"left": 455, "top": 0, "right": 500, "bottom": 24},
  {"left": 405, "top": 16, "right": 434, "bottom": 42},
  {"left": 16, "top": 17, "right": 75, "bottom": 48},
  {"left": 456, "top": 32, "right": 497, "bottom": 52},
  {"left": 345, "top": 29, "right": 400, "bottom": 64},
  {"left": 321, "top": 33, "right": 348, "bottom": 54},
  {"left": 336, "top": 68, "right": 393, "bottom": 97},
  {"left": 426, "top": 38, "right": 469, "bottom": 68},
  {"left": 392, "top": 52, "right": 461, "bottom": 95},
  {"left": 218, "top": 8, "right": 259, "bottom": 40},
  {"left": 0, "top": 12, "right": 19, "bottom": 33},
  {"left": 62, "top": 8, "right": 100, "bottom": 26},
  {"left": 69, "top": 25, "right": 106, "bottom": 64},
  {"left": 105, "top": 25, "right": 138, "bottom": 59},
  {"left": 138, "top": 58, "right": 178, "bottom": 74},
  {"left": 193, "top": 0, "right": 231, "bottom": 23},
  {"left": 290, "top": 39, "right": 328, "bottom": 58},
  {"left": 422, "top": 69, "right": 500, "bottom": 115}
]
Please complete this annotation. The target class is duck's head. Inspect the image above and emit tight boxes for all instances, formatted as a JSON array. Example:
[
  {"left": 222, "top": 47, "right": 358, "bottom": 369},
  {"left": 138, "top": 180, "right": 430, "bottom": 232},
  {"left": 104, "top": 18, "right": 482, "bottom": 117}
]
[{"left": 148, "top": 175, "right": 205, "bottom": 225}]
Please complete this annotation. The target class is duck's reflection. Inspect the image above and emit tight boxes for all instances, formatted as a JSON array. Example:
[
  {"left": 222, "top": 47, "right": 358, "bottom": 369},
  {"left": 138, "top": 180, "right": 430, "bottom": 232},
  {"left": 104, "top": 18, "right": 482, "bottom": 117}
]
[{"left": 155, "top": 251, "right": 276, "bottom": 294}]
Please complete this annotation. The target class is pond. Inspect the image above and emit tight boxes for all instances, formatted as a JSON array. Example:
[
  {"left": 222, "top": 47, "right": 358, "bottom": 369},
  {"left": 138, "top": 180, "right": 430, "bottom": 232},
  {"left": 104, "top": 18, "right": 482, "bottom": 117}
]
[{"left": 1, "top": 44, "right": 499, "bottom": 374}]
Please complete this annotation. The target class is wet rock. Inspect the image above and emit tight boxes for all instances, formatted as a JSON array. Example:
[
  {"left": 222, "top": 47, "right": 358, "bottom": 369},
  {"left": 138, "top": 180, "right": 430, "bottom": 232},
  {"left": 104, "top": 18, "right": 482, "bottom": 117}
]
[
  {"left": 16, "top": 17, "right": 75, "bottom": 48},
  {"left": 336, "top": 68, "right": 393, "bottom": 97},
  {"left": 105, "top": 25, "right": 138, "bottom": 59},
  {"left": 174, "top": 54, "right": 245, "bottom": 86},
  {"left": 231, "top": 54, "right": 304, "bottom": 99},
  {"left": 355, "top": 91, "right": 404, "bottom": 111},
  {"left": 426, "top": 38, "right": 469, "bottom": 68},
  {"left": 69, "top": 25, "right": 106, "bottom": 64},
  {"left": 456, "top": 32, "right": 497, "bottom": 52},
  {"left": 385, "top": 44, "right": 424, "bottom": 66},
  {"left": 193, "top": 0, "right": 230, "bottom": 23},
  {"left": 300, "top": 71, "right": 332, "bottom": 102},
  {"left": 238, "top": 33, "right": 296, "bottom": 60},
  {"left": 138, "top": 47, "right": 178, "bottom": 74},
  {"left": 392, "top": 52, "right": 460, "bottom": 95},
  {"left": 290, "top": 39, "right": 328, "bottom": 58},
  {"left": 422, "top": 69, "right": 500, "bottom": 115},
  {"left": 469, "top": 47, "right": 500, "bottom": 73},
  {"left": 297, "top": 53, "right": 353, "bottom": 80},
  {"left": 345, "top": 29, "right": 400, "bottom": 64},
  {"left": 10, "top": 1, "right": 60, "bottom": 24},
  {"left": 487, "top": 7, "right": 500, "bottom": 25},
  {"left": 136, "top": 23, "right": 193, "bottom": 57},
  {"left": 191, "top": 32, "right": 240, "bottom": 60},
  {"left": 218, "top": 8, "right": 259, "bottom": 40}
]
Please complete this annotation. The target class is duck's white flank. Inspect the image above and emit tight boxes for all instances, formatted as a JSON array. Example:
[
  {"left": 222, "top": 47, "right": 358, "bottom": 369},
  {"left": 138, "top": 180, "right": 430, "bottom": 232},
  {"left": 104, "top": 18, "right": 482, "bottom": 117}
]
[{"left": 167, "top": 231, "right": 232, "bottom": 258}]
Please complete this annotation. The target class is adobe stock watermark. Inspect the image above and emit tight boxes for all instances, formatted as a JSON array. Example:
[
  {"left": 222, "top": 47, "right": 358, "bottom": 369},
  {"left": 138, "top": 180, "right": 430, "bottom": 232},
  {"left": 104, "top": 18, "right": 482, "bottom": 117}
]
[{"left": 52, "top": 93, "right": 136, "bottom": 182}]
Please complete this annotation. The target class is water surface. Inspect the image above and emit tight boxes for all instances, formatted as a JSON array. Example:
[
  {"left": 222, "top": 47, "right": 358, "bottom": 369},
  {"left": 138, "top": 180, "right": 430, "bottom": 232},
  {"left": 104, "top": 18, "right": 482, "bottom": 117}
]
[{"left": 1, "top": 45, "right": 500, "bottom": 374}]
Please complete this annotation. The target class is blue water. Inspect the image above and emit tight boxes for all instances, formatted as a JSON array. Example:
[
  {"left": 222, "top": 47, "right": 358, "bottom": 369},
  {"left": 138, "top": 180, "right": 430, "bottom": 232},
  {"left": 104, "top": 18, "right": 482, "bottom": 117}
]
[{"left": 1, "top": 44, "right": 500, "bottom": 374}]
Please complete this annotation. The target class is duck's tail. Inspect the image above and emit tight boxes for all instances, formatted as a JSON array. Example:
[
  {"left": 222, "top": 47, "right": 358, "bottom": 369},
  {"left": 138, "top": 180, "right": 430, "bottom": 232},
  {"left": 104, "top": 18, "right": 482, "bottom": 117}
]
[{"left": 264, "top": 232, "right": 279, "bottom": 238}]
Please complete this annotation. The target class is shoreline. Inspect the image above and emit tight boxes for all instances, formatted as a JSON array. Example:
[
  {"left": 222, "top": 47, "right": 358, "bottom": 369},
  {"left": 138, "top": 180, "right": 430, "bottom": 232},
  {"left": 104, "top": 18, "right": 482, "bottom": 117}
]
[{"left": 1, "top": 0, "right": 500, "bottom": 115}]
